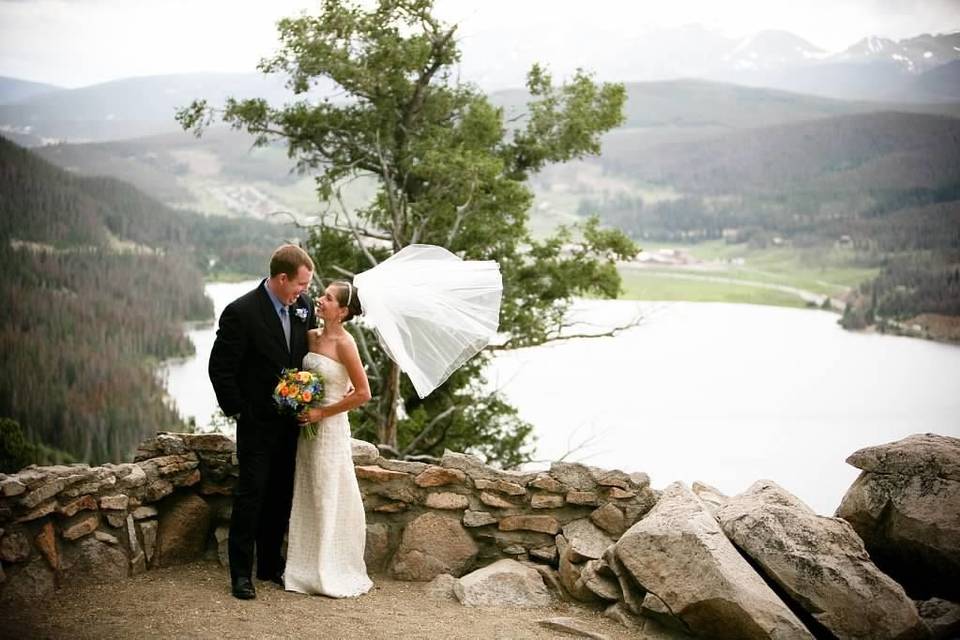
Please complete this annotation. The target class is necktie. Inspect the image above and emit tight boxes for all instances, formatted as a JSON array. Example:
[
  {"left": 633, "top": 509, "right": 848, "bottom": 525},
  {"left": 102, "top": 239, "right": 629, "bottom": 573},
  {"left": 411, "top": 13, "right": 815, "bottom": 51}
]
[{"left": 280, "top": 306, "right": 291, "bottom": 351}]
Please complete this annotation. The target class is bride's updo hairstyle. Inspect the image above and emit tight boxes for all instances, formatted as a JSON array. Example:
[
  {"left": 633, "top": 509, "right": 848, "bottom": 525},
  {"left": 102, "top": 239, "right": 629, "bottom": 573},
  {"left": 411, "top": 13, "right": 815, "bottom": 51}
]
[{"left": 332, "top": 280, "right": 363, "bottom": 322}]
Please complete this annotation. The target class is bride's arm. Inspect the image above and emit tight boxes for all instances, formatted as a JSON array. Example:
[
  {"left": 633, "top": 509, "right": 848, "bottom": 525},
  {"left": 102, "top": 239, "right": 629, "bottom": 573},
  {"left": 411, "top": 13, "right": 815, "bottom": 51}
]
[{"left": 298, "top": 337, "right": 371, "bottom": 423}]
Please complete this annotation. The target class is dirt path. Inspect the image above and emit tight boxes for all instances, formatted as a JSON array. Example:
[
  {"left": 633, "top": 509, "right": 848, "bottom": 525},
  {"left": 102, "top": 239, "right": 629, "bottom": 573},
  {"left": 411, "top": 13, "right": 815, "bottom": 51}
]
[{"left": 1, "top": 561, "right": 644, "bottom": 640}]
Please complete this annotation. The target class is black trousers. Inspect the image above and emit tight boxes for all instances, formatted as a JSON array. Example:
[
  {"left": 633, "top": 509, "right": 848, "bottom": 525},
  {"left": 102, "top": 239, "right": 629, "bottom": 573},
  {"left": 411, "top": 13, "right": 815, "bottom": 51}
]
[{"left": 228, "top": 423, "right": 298, "bottom": 581}]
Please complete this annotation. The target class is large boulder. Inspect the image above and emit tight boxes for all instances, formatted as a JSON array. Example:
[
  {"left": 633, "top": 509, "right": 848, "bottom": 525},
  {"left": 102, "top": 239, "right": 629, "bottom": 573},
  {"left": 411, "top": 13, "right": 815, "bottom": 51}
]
[
  {"left": 156, "top": 492, "right": 213, "bottom": 566},
  {"left": 390, "top": 512, "right": 478, "bottom": 581},
  {"left": 60, "top": 536, "right": 129, "bottom": 589},
  {"left": 615, "top": 482, "right": 813, "bottom": 640},
  {"left": 719, "top": 480, "right": 926, "bottom": 640},
  {"left": 837, "top": 433, "right": 960, "bottom": 600},
  {"left": 453, "top": 558, "right": 552, "bottom": 606}
]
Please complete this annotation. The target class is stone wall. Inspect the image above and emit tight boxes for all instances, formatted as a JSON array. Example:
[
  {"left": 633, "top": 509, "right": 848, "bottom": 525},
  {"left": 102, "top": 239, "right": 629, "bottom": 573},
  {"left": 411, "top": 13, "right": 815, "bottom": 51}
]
[
  {"left": 0, "top": 431, "right": 657, "bottom": 604},
  {"left": 3, "top": 431, "right": 957, "bottom": 639}
]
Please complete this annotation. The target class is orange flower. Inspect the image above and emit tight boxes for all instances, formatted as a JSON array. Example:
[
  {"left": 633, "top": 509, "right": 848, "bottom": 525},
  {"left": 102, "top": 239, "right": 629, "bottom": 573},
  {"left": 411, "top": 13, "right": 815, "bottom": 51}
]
[{"left": 301, "top": 391, "right": 313, "bottom": 403}]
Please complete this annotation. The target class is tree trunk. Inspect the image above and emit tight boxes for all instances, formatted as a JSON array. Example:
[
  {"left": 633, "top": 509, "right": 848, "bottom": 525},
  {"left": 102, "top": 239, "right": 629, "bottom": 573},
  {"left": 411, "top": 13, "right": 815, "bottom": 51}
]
[{"left": 378, "top": 361, "right": 401, "bottom": 450}]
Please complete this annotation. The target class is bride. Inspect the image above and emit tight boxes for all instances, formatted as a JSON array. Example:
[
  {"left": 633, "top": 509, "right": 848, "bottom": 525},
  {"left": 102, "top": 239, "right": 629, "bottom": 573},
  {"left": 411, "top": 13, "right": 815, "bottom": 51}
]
[
  {"left": 283, "top": 245, "right": 502, "bottom": 598},
  {"left": 284, "top": 280, "right": 373, "bottom": 598}
]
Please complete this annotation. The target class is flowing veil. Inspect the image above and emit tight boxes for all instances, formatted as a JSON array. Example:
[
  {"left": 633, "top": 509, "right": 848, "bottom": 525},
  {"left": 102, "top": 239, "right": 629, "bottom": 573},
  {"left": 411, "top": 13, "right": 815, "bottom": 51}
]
[{"left": 353, "top": 244, "right": 503, "bottom": 398}]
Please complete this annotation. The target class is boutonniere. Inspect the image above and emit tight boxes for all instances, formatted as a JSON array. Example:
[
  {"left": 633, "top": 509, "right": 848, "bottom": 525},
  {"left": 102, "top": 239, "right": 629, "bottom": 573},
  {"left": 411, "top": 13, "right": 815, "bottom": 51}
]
[{"left": 294, "top": 307, "right": 309, "bottom": 323}]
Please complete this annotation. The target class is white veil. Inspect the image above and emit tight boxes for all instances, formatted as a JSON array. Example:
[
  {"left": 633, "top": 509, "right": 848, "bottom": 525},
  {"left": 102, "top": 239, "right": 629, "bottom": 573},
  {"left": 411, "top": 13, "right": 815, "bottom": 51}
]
[{"left": 353, "top": 244, "right": 503, "bottom": 398}]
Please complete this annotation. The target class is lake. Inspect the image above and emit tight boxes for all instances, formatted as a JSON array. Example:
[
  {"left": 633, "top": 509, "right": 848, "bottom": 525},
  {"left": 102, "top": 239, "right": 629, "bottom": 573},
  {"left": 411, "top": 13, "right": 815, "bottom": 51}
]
[{"left": 163, "top": 280, "right": 960, "bottom": 515}]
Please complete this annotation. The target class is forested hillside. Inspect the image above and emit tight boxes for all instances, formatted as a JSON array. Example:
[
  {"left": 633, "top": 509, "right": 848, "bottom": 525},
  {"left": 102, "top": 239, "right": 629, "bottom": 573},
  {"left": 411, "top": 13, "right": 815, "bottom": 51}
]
[
  {"left": 0, "top": 135, "right": 296, "bottom": 463},
  {"left": 581, "top": 110, "right": 960, "bottom": 331}
]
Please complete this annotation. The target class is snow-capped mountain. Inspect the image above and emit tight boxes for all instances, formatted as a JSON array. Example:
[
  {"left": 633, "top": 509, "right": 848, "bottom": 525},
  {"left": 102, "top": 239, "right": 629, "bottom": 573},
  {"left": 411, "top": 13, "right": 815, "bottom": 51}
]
[
  {"left": 724, "top": 30, "right": 828, "bottom": 72},
  {"left": 835, "top": 31, "right": 960, "bottom": 73}
]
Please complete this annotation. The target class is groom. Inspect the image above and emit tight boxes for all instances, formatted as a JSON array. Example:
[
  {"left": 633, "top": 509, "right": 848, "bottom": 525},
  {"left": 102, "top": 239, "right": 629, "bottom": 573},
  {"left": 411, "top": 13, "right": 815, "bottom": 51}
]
[{"left": 209, "top": 244, "right": 316, "bottom": 600}]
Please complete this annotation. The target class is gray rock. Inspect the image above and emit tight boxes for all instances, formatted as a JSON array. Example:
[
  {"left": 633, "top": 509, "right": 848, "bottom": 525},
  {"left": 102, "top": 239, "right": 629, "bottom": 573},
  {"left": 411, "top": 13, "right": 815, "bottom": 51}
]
[
  {"left": 719, "top": 480, "right": 926, "bottom": 640},
  {"left": 589, "top": 503, "right": 626, "bottom": 537},
  {"left": 390, "top": 512, "right": 478, "bottom": 581},
  {"left": 426, "top": 573, "right": 457, "bottom": 600},
  {"left": 116, "top": 464, "right": 147, "bottom": 490},
  {"left": 351, "top": 438, "right": 379, "bottom": 465},
  {"left": 474, "top": 478, "right": 526, "bottom": 496},
  {"left": 531, "top": 493, "right": 565, "bottom": 509},
  {"left": 499, "top": 515, "right": 560, "bottom": 535},
  {"left": 530, "top": 545, "right": 557, "bottom": 564},
  {"left": 537, "top": 617, "right": 609, "bottom": 640},
  {"left": 141, "top": 520, "right": 159, "bottom": 565},
  {"left": 916, "top": 597, "right": 960, "bottom": 640},
  {"left": 61, "top": 536, "right": 129, "bottom": 588},
  {"left": 105, "top": 512, "right": 127, "bottom": 528},
  {"left": 549, "top": 462, "right": 597, "bottom": 491},
  {"left": 462, "top": 510, "right": 498, "bottom": 528},
  {"left": 156, "top": 492, "right": 212, "bottom": 566},
  {"left": 18, "top": 478, "right": 64, "bottom": 509},
  {"left": 364, "top": 522, "right": 391, "bottom": 574},
  {"left": 99, "top": 494, "right": 129, "bottom": 510},
  {"left": 558, "top": 545, "right": 599, "bottom": 603},
  {"left": 62, "top": 513, "right": 100, "bottom": 540},
  {"left": 439, "top": 450, "right": 537, "bottom": 485},
  {"left": 414, "top": 466, "right": 467, "bottom": 488},
  {"left": 0, "top": 530, "right": 30, "bottom": 562},
  {"left": 562, "top": 518, "right": 614, "bottom": 562},
  {"left": 530, "top": 474, "right": 565, "bottom": 493},
  {"left": 454, "top": 558, "right": 552, "bottom": 607},
  {"left": 94, "top": 531, "right": 119, "bottom": 545},
  {"left": 602, "top": 545, "right": 646, "bottom": 616},
  {"left": 181, "top": 433, "right": 236, "bottom": 453},
  {"left": 375, "top": 457, "right": 430, "bottom": 474},
  {"left": 425, "top": 492, "right": 469, "bottom": 510},
  {"left": 691, "top": 481, "right": 728, "bottom": 517},
  {"left": 603, "top": 602, "right": 642, "bottom": 630},
  {"left": 0, "top": 556, "right": 55, "bottom": 605},
  {"left": 615, "top": 482, "right": 813, "bottom": 640},
  {"left": 579, "top": 558, "right": 622, "bottom": 601},
  {"left": 211, "top": 524, "right": 228, "bottom": 568},
  {"left": 838, "top": 433, "right": 960, "bottom": 600},
  {"left": 0, "top": 477, "right": 26, "bottom": 497},
  {"left": 132, "top": 505, "right": 158, "bottom": 520},
  {"left": 14, "top": 500, "right": 57, "bottom": 523},
  {"left": 566, "top": 490, "right": 600, "bottom": 506}
]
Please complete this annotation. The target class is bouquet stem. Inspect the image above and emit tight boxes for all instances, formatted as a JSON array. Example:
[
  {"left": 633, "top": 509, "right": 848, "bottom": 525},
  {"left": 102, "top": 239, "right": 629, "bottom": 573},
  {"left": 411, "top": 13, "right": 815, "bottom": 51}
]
[{"left": 302, "top": 421, "right": 320, "bottom": 440}]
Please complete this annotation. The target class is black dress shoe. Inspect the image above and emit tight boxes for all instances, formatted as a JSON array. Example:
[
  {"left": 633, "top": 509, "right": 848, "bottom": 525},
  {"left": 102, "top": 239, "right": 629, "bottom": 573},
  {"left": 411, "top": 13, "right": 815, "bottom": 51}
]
[
  {"left": 231, "top": 576, "right": 256, "bottom": 600},
  {"left": 258, "top": 571, "right": 284, "bottom": 587}
]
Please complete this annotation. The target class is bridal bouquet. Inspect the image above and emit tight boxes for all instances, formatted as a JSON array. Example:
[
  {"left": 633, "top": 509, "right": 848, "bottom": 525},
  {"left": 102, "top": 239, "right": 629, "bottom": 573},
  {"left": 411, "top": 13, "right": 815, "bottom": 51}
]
[{"left": 273, "top": 369, "right": 324, "bottom": 439}]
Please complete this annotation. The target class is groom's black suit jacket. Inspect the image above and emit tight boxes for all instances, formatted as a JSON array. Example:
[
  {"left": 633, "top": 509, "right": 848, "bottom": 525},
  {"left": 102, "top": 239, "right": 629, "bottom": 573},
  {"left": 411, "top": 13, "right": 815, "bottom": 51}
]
[{"left": 209, "top": 280, "right": 316, "bottom": 452}]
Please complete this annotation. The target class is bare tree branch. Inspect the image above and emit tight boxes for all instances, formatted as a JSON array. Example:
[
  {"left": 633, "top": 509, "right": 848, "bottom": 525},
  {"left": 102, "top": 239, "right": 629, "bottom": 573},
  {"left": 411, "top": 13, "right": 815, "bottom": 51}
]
[
  {"left": 489, "top": 313, "right": 644, "bottom": 352},
  {"left": 401, "top": 403, "right": 460, "bottom": 456},
  {"left": 335, "top": 188, "right": 380, "bottom": 268}
]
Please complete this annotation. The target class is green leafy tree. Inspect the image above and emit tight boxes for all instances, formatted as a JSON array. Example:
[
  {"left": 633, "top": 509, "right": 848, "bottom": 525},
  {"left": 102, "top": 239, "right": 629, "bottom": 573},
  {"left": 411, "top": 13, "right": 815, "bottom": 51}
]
[{"left": 178, "top": 0, "right": 638, "bottom": 467}]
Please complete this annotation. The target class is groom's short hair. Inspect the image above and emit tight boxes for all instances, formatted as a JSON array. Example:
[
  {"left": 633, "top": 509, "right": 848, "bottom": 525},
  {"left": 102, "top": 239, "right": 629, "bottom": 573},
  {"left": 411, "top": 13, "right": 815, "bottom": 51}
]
[{"left": 270, "top": 244, "right": 315, "bottom": 278}]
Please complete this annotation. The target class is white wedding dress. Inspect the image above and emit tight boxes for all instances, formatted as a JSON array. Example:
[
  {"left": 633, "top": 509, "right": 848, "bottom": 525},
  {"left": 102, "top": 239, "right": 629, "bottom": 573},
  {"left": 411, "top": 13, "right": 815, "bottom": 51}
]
[{"left": 284, "top": 352, "right": 373, "bottom": 598}]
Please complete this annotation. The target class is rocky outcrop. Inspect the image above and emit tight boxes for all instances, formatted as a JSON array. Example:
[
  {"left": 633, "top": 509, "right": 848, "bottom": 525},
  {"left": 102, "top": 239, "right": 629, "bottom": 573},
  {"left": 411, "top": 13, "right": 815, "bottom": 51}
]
[
  {"left": 453, "top": 558, "right": 552, "bottom": 606},
  {"left": 718, "top": 480, "right": 925, "bottom": 640},
  {"left": 616, "top": 482, "right": 813, "bottom": 639},
  {"left": 837, "top": 433, "right": 960, "bottom": 600},
  {"left": 1, "top": 430, "right": 955, "bottom": 640}
]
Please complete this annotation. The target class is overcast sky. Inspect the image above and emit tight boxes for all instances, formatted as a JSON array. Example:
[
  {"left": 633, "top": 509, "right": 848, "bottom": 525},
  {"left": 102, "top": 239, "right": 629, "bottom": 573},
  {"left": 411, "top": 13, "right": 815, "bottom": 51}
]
[{"left": 2, "top": 0, "right": 959, "bottom": 88}]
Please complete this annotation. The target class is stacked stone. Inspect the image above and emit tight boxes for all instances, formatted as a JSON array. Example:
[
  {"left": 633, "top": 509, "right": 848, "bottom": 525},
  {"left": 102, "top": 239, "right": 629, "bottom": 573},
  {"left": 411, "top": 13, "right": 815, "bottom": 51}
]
[
  {"left": 0, "top": 432, "right": 231, "bottom": 605},
  {"left": 3, "top": 431, "right": 957, "bottom": 639},
  {"left": 353, "top": 446, "right": 658, "bottom": 584}
]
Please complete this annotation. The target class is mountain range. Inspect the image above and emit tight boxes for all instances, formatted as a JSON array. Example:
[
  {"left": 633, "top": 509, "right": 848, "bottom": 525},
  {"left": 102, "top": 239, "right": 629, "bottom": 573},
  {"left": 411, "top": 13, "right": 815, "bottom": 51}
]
[{"left": 1, "top": 27, "right": 958, "bottom": 145}]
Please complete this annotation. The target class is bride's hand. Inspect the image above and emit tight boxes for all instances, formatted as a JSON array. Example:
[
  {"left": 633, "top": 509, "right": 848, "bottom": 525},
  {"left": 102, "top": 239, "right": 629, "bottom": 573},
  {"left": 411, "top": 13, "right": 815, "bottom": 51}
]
[{"left": 298, "top": 407, "right": 324, "bottom": 424}]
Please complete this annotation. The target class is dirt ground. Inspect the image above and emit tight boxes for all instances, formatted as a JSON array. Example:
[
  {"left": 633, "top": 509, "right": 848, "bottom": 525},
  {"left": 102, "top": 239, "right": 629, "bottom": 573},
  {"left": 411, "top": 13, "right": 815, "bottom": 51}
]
[{"left": 0, "top": 561, "right": 645, "bottom": 640}]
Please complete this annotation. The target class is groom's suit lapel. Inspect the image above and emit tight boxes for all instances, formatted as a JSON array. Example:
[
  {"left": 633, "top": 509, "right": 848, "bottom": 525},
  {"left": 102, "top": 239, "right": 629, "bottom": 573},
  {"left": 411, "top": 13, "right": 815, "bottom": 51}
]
[
  {"left": 289, "top": 296, "right": 310, "bottom": 359},
  {"left": 256, "top": 281, "right": 291, "bottom": 360}
]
